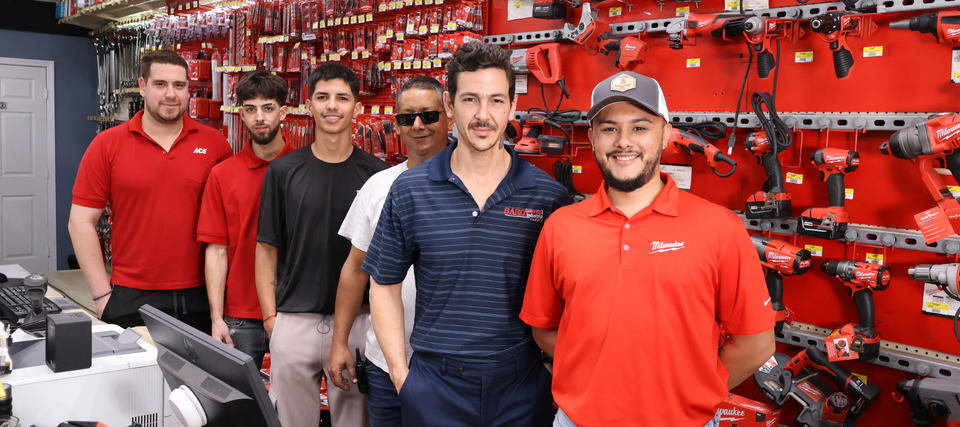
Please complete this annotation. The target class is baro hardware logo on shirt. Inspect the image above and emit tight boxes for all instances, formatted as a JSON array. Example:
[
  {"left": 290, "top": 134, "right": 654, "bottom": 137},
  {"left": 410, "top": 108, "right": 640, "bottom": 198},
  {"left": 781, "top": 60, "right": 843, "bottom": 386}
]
[
  {"left": 503, "top": 207, "right": 544, "bottom": 223},
  {"left": 649, "top": 241, "right": 685, "bottom": 254}
]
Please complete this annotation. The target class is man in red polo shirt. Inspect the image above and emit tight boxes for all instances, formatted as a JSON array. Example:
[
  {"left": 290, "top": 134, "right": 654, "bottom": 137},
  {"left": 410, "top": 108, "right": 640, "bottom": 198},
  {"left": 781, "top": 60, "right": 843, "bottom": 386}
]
[
  {"left": 69, "top": 49, "right": 232, "bottom": 334},
  {"left": 197, "top": 71, "right": 294, "bottom": 369},
  {"left": 521, "top": 71, "right": 775, "bottom": 427}
]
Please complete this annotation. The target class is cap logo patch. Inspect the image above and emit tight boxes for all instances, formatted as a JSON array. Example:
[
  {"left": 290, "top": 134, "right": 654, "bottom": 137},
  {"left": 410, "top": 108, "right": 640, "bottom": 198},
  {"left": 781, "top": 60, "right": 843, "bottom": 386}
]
[{"left": 610, "top": 74, "right": 636, "bottom": 93}]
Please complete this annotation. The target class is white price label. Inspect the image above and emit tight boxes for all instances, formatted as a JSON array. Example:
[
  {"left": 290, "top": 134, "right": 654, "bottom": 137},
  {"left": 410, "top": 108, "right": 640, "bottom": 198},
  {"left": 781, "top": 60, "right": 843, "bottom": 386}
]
[
  {"left": 863, "top": 46, "right": 883, "bottom": 57},
  {"left": 786, "top": 172, "right": 803, "bottom": 184},
  {"left": 686, "top": 58, "right": 701, "bottom": 68},
  {"left": 805, "top": 245, "right": 823, "bottom": 257},
  {"left": 845, "top": 188, "right": 854, "bottom": 200},
  {"left": 609, "top": 6, "right": 622, "bottom": 17},
  {"left": 795, "top": 51, "right": 813, "bottom": 63}
]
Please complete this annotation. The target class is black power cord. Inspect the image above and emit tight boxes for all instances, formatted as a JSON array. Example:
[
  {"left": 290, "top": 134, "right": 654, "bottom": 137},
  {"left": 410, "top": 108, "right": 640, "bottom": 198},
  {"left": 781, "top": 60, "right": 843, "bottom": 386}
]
[
  {"left": 553, "top": 159, "right": 584, "bottom": 199},
  {"left": 673, "top": 121, "right": 729, "bottom": 141},
  {"left": 727, "top": 37, "right": 754, "bottom": 154}
]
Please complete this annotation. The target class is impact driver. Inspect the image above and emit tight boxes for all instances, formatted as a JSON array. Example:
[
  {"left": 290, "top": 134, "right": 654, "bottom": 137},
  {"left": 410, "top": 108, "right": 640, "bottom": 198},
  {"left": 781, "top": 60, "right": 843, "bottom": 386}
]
[
  {"left": 751, "top": 235, "right": 812, "bottom": 334},
  {"left": 744, "top": 131, "right": 792, "bottom": 219},
  {"left": 820, "top": 260, "right": 892, "bottom": 361},
  {"left": 797, "top": 148, "right": 860, "bottom": 240},
  {"left": 880, "top": 114, "right": 960, "bottom": 223}
]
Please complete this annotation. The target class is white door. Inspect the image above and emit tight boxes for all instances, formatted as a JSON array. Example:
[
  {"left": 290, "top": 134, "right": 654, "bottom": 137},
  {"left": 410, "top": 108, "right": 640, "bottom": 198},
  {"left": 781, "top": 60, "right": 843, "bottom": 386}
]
[{"left": 0, "top": 63, "right": 51, "bottom": 274}]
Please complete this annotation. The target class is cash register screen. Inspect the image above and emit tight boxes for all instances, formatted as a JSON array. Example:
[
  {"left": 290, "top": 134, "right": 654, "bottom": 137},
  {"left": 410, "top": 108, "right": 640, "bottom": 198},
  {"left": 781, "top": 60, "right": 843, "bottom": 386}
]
[{"left": 140, "top": 305, "right": 281, "bottom": 427}]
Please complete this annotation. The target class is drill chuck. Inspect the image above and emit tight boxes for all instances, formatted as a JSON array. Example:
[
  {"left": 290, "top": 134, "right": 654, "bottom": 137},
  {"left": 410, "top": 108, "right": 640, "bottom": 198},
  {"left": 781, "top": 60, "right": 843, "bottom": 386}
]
[
  {"left": 811, "top": 13, "right": 842, "bottom": 33},
  {"left": 822, "top": 260, "right": 892, "bottom": 290},
  {"left": 888, "top": 18, "right": 912, "bottom": 30},
  {"left": 743, "top": 16, "right": 765, "bottom": 35},
  {"left": 909, "top": 263, "right": 960, "bottom": 298},
  {"left": 889, "top": 13, "right": 939, "bottom": 35},
  {"left": 881, "top": 123, "right": 929, "bottom": 159}
]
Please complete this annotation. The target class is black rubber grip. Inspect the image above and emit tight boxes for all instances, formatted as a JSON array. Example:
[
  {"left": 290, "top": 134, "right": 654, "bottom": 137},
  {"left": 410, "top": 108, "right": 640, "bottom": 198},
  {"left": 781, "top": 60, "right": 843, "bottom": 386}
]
[
  {"left": 833, "top": 46, "right": 854, "bottom": 78},
  {"left": 761, "top": 153, "right": 787, "bottom": 194},
  {"left": 766, "top": 273, "right": 785, "bottom": 334},
  {"left": 826, "top": 173, "right": 845, "bottom": 207},
  {"left": 757, "top": 49, "right": 775, "bottom": 78},
  {"left": 853, "top": 289, "right": 878, "bottom": 338},
  {"left": 712, "top": 152, "right": 737, "bottom": 178}
]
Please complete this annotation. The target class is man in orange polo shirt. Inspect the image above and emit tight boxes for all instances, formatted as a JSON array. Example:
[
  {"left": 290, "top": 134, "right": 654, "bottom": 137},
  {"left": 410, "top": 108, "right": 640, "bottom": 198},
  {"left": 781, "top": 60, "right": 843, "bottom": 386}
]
[
  {"left": 520, "top": 71, "right": 775, "bottom": 427},
  {"left": 69, "top": 49, "right": 232, "bottom": 334},
  {"left": 197, "top": 71, "right": 294, "bottom": 369}
]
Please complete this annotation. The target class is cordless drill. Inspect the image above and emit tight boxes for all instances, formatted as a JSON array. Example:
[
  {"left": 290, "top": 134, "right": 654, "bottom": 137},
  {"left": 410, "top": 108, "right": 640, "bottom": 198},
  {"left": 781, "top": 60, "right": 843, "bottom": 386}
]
[
  {"left": 666, "top": 13, "right": 747, "bottom": 49},
  {"left": 744, "top": 131, "right": 792, "bottom": 219},
  {"left": 880, "top": 114, "right": 960, "bottom": 222},
  {"left": 897, "top": 377, "right": 960, "bottom": 427},
  {"left": 751, "top": 235, "right": 812, "bottom": 334},
  {"left": 663, "top": 128, "right": 738, "bottom": 178},
  {"left": 797, "top": 148, "right": 860, "bottom": 240},
  {"left": 908, "top": 263, "right": 960, "bottom": 299},
  {"left": 820, "top": 260, "right": 892, "bottom": 361},
  {"left": 742, "top": 17, "right": 804, "bottom": 79},
  {"left": 890, "top": 11, "right": 960, "bottom": 45},
  {"left": 810, "top": 11, "right": 875, "bottom": 79}
]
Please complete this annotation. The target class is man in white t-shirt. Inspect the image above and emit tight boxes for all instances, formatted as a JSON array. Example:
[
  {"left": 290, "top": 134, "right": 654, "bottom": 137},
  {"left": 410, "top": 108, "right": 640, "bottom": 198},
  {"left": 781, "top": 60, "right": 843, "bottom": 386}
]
[{"left": 329, "top": 76, "right": 451, "bottom": 426}]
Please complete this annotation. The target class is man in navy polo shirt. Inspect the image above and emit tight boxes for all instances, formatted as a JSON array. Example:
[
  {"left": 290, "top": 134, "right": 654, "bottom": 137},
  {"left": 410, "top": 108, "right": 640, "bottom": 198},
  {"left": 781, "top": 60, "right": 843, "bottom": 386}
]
[{"left": 362, "top": 41, "right": 570, "bottom": 427}]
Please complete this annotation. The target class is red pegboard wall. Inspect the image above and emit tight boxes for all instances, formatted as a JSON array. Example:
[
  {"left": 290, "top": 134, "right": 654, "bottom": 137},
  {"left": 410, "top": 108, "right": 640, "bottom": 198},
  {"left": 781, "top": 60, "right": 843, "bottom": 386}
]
[{"left": 492, "top": 1, "right": 960, "bottom": 425}]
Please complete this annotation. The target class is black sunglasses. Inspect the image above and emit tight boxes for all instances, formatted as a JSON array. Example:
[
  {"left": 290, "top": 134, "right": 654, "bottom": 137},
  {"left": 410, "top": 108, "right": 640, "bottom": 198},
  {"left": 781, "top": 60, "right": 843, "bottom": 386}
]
[{"left": 396, "top": 111, "right": 443, "bottom": 127}]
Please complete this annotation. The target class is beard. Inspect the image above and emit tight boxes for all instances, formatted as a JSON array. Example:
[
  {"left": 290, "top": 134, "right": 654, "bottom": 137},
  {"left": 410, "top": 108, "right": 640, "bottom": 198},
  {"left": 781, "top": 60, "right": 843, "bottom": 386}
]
[
  {"left": 249, "top": 122, "right": 281, "bottom": 146},
  {"left": 596, "top": 147, "right": 662, "bottom": 193},
  {"left": 145, "top": 99, "right": 184, "bottom": 125}
]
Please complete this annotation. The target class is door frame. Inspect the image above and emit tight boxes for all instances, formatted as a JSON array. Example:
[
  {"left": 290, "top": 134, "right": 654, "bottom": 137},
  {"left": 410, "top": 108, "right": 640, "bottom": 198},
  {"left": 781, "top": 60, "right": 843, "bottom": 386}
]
[{"left": 0, "top": 57, "right": 57, "bottom": 271}]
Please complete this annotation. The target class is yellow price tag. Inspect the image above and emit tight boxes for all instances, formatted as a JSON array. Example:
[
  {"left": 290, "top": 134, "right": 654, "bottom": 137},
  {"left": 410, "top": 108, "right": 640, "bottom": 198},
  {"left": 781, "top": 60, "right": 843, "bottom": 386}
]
[
  {"left": 352, "top": 52, "right": 359, "bottom": 59},
  {"left": 676, "top": 6, "right": 690, "bottom": 15},
  {"left": 513, "top": 0, "right": 523, "bottom": 6},
  {"left": 804, "top": 245, "right": 823, "bottom": 257},
  {"left": 372, "top": 106, "right": 381, "bottom": 114},
  {"left": 362, "top": 51, "right": 371, "bottom": 58},
  {"left": 609, "top": 6, "right": 622, "bottom": 17},
  {"left": 845, "top": 188, "right": 854, "bottom": 199},
  {"left": 385, "top": 106, "right": 394, "bottom": 114},
  {"left": 866, "top": 253, "right": 884, "bottom": 264},
  {"left": 928, "top": 301, "right": 950, "bottom": 311},
  {"left": 433, "top": 59, "right": 442, "bottom": 67},
  {"left": 367, "top": 13, "right": 373, "bottom": 20},
  {"left": 795, "top": 51, "right": 813, "bottom": 63},
  {"left": 863, "top": 46, "right": 883, "bottom": 57},
  {"left": 853, "top": 374, "right": 868, "bottom": 384},
  {"left": 686, "top": 58, "right": 701, "bottom": 68},
  {"left": 786, "top": 172, "right": 803, "bottom": 184},
  {"left": 571, "top": 165, "right": 582, "bottom": 173}
]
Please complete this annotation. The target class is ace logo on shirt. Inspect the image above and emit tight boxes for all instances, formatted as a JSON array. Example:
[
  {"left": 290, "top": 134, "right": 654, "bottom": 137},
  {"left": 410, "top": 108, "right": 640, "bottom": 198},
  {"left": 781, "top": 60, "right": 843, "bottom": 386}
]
[{"left": 194, "top": 148, "right": 208, "bottom": 154}]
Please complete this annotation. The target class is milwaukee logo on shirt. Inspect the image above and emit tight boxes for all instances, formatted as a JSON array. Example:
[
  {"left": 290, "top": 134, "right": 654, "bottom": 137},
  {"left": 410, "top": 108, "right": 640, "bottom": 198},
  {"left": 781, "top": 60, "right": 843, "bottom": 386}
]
[
  {"left": 649, "top": 241, "right": 685, "bottom": 254},
  {"left": 194, "top": 148, "right": 207, "bottom": 154},
  {"left": 503, "top": 207, "right": 544, "bottom": 223}
]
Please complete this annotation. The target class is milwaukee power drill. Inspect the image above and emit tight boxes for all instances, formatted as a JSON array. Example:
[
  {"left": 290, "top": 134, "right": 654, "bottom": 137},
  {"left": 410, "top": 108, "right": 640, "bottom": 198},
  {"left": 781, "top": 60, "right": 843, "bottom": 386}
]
[
  {"left": 666, "top": 13, "right": 747, "bottom": 49},
  {"left": 662, "top": 128, "right": 738, "bottom": 177},
  {"left": 890, "top": 11, "right": 960, "bottom": 45},
  {"left": 820, "top": 260, "right": 891, "bottom": 361},
  {"left": 908, "top": 263, "right": 960, "bottom": 299},
  {"left": 810, "top": 11, "right": 874, "bottom": 78},
  {"left": 742, "top": 16, "right": 804, "bottom": 79},
  {"left": 881, "top": 114, "right": 960, "bottom": 223},
  {"left": 744, "top": 131, "right": 792, "bottom": 219},
  {"left": 751, "top": 235, "right": 812, "bottom": 334},
  {"left": 897, "top": 377, "right": 960, "bottom": 427},
  {"left": 797, "top": 148, "right": 860, "bottom": 240}
]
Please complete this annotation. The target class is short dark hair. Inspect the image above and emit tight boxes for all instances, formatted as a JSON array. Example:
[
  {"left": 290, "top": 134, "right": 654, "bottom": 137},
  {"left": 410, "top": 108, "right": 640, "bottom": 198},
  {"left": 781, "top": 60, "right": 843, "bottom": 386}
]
[
  {"left": 237, "top": 70, "right": 288, "bottom": 106},
  {"left": 307, "top": 63, "right": 360, "bottom": 101},
  {"left": 396, "top": 76, "right": 445, "bottom": 110},
  {"left": 140, "top": 49, "right": 189, "bottom": 81},
  {"left": 445, "top": 42, "right": 515, "bottom": 103}
]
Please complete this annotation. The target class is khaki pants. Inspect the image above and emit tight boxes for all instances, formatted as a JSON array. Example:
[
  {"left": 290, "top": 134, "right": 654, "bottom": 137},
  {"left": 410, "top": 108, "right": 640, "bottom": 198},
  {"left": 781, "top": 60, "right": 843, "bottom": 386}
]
[{"left": 269, "top": 309, "right": 370, "bottom": 427}]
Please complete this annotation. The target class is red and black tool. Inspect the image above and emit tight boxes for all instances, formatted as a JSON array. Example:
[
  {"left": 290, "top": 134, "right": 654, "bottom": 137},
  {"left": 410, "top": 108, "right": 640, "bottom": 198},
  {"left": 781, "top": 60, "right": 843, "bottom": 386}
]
[
  {"left": 797, "top": 148, "right": 860, "bottom": 240},
  {"left": 597, "top": 32, "right": 649, "bottom": 71},
  {"left": 890, "top": 11, "right": 960, "bottom": 45},
  {"left": 809, "top": 11, "right": 876, "bottom": 79},
  {"left": 666, "top": 12, "right": 747, "bottom": 49},
  {"left": 742, "top": 16, "right": 805, "bottom": 79},
  {"left": 820, "top": 260, "right": 891, "bottom": 361},
  {"left": 897, "top": 377, "right": 960, "bottom": 427},
  {"left": 751, "top": 235, "right": 812, "bottom": 335},
  {"left": 510, "top": 43, "right": 564, "bottom": 85},
  {"left": 662, "top": 128, "right": 737, "bottom": 177},
  {"left": 744, "top": 131, "right": 792, "bottom": 219},
  {"left": 881, "top": 114, "right": 960, "bottom": 222}
]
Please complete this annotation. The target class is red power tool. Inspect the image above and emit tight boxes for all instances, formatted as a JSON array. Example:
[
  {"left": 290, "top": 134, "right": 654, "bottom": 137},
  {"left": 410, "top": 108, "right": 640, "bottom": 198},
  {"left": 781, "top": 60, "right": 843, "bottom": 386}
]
[
  {"left": 820, "top": 260, "right": 891, "bottom": 361},
  {"left": 880, "top": 114, "right": 960, "bottom": 223},
  {"left": 797, "top": 148, "right": 860, "bottom": 240},
  {"left": 890, "top": 11, "right": 960, "bottom": 44},
  {"left": 809, "top": 11, "right": 876, "bottom": 79},
  {"left": 754, "top": 346, "right": 881, "bottom": 427},
  {"left": 751, "top": 235, "right": 812, "bottom": 334},
  {"left": 744, "top": 131, "right": 792, "bottom": 219},
  {"left": 666, "top": 13, "right": 748, "bottom": 49},
  {"left": 509, "top": 43, "right": 564, "bottom": 85},
  {"left": 742, "top": 16, "right": 805, "bottom": 78},
  {"left": 596, "top": 32, "right": 649, "bottom": 71},
  {"left": 662, "top": 128, "right": 737, "bottom": 177},
  {"left": 560, "top": 1, "right": 611, "bottom": 54}
]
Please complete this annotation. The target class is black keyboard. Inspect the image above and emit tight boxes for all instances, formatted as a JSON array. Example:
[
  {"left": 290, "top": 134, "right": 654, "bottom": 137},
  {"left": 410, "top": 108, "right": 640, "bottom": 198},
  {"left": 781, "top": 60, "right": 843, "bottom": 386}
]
[{"left": 0, "top": 285, "right": 62, "bottom": 318}]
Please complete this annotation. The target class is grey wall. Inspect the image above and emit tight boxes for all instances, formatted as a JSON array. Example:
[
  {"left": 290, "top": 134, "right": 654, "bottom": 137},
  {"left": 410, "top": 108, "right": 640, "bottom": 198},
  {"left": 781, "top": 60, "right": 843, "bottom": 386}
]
[{"left": 0, "top": 29, "right": 98, "bottom": 270}]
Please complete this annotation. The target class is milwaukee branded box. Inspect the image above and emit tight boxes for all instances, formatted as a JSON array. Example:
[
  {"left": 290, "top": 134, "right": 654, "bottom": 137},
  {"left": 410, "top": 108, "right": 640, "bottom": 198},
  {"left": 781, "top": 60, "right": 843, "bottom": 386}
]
[{"left": 715, "top": 394, "right": 780, "bottom": 427}]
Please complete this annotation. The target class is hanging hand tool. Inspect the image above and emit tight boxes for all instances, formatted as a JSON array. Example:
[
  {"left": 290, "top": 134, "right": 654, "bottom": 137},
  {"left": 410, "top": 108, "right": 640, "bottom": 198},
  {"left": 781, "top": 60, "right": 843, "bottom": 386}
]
[
  {"left": 559, "top": 1, "right": 611, "bottom": 54},
  {"left": 744, "top": 131, "right": 792, "bottom": 219},
  {"left": 908, "top": 263, "right": 960, "bottom": 299},
  {"left": 666, "top": 13, "right": 748, "bottom": 50},
  {"left": 880, "top": 114, "right": 960, "bottom": 222},
  {"left": 751, "top": 235, "right": 812, "bottom": 335},
  {"left": 509, "top": 43, "right": 564, "bottom": 85},
  {"left": 809, "top": 11, "right": 876, "bottom": 78},
  {"left": 820, "top": 260, "right": 891, "bottom": 361},
  {"left": 742, "top": 16, "right": 805, "bottom": 78},
  {"left": 596, "top": 32, "right": 649, "bottom": 71},
  {"left": 662, "top": 128, "right": 737, "bottom": 177},
  {"left": 890, "top": 11, "right": 960, "bottom": 45},
  {"left": 897, "top": 377, "right": 960, "bottom": 427},
  {"left": 797, "top": 148, "right": 860, "bottom": 240}
]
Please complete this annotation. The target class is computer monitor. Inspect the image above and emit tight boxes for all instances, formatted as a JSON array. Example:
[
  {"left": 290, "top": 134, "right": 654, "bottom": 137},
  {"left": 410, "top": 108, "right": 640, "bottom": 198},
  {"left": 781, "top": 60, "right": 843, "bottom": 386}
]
[{"left": 140, "top": 305, "right": 281, "bottom": 427}]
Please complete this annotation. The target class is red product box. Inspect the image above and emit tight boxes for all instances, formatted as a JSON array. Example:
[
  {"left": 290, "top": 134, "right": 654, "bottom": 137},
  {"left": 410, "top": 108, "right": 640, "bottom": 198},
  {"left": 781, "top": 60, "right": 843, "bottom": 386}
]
[
  {"left": 187, "top": 59, "right": 212, "bottom": 81},
  {"left": 715, "top": 394, "right": 780, "bottom": 427},
  {"left": 189, "top": 97, "right": 209, "bottom": 120}
]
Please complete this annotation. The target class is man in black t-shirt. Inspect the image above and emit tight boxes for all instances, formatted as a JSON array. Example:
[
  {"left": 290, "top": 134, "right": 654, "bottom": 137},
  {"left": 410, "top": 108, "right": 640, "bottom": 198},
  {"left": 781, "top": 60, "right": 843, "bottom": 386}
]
[{"left": 256, "top": 63, "right": 388, "bottom": 427}]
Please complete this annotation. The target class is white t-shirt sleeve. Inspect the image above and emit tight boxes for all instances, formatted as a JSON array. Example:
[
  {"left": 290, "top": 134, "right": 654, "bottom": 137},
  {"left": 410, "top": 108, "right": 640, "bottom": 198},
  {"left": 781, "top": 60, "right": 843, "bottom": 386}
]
[{"left": 338, "top": 181, "right": 373, "bottom": 252}]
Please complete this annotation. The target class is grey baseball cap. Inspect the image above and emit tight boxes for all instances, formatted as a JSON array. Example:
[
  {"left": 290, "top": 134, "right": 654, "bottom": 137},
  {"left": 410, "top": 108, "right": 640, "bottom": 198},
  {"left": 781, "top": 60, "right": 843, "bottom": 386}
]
[{"left": 587, "top": 71, "right": 670, "bottom": 122}]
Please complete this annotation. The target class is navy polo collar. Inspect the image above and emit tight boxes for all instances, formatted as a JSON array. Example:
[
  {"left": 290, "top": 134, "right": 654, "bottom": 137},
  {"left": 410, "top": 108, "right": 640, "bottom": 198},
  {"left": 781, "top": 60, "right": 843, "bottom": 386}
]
[{"left": 428, "top": 140, "right": 538, "bottom": 189}]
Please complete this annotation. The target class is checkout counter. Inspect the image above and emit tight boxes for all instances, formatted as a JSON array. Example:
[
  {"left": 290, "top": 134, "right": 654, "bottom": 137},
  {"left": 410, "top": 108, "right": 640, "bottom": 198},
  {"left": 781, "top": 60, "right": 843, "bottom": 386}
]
[{"left": 0, "top": 265, "right": 166, "bottom": 427}]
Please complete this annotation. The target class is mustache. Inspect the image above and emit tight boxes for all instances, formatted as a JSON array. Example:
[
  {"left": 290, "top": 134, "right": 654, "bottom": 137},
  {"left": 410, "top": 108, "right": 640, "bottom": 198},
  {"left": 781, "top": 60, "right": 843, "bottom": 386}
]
[{"left": 469, "top": 121, "right": 495, "bottom": 130}]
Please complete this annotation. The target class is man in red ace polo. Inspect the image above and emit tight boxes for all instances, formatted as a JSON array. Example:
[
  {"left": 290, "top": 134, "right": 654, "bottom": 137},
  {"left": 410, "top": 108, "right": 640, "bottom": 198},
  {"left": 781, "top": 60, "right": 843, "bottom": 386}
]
[
  {"left": 520, "top": 71, "right": 776, "bottom": 427},
  {"left": 69, "top": 49, "right": 232, "bottom": 333}
]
